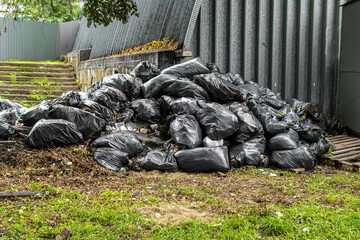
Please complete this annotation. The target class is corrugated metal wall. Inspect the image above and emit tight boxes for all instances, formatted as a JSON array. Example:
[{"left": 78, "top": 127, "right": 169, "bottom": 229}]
[
  {"left": 72, "top": 0, "right": 196, "bottom": 59},
  {"left": 191, "top": 0, "right": 340, "bottom": 115},
  {"left": 0, "top": 18, "right": 79, "bottom": 61}
]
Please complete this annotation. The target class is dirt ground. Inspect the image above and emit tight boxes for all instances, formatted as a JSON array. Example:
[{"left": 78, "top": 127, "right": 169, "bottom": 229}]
[{"left": 1, "top": 132, "right": 346, "bottom": 223}]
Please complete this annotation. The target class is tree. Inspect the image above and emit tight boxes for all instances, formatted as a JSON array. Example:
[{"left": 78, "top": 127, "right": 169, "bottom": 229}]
[{"left": 0, "top": 0, "right": 138, "bottom": 26}]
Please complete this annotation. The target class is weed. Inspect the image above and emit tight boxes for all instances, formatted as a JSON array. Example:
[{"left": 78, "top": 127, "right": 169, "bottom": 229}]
[
  {"left": 120, "top": 38, "right": 178, "bottom": 56},
  {"left": 4, "top": 91, "right": 10, "bottom": 94},
  {"left": 10, "top": 74, "right": 16, "bottom": 84}
]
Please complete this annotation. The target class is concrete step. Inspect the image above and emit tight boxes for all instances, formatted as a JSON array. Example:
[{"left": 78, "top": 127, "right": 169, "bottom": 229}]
[
  {"left": 0, "top": 62, "right": 72, "bottom": 69},
  {"left": 0, "top": 66, "right": 74, "bottom": 73},
  {"left": 0, "top": 75, "right": 76, "bottom": 82},
  {"left": 0, "top": 80, "right": 78, "bottom": 86},
  {"left": 0, "top": 84, "right": 80, "bottom": 91},
  {"left": 0, "top": 93, "right": 59, "bottom": 101},
  {"left": 0, "top": 89, "right": 68, "bottom": 95},
  {"left": 0, "top": 71, "right": 75, "bottom": 78}
]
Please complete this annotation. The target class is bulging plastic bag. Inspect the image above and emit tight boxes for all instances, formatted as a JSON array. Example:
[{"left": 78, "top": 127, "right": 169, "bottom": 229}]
[
  {"left": 170, "top": 115, "right": 202, "bottom": 149},
  {"left": 141, "top": 74, "right": 177, "bottom": 99},
  {"left": 270, "top": 146, "right": 316, "bottom": 169},
  {"left": 229, "top": 136, "right": 266, "bottom": 167},
  {"left": 19, "top": 101, "right": 50, "bottom": 126},
  {"left": 0, "top": 120, "right": 15, "bottom": 140},
  {"left": 162, "top": 78, "right": 210, "bottom": 100},
  {"left": 77, "top": 100, "right": 114, "bottom": 125},
  {"left": 131, "top": 99, "right": 162, "bottom": 123},
  {"left": 215, "top": 73, "right": 244, "bottom": 86},
  {"left": 0, "top": 99, "right": 24, "bottom": 111},
  {"left": 27, "top": 119, "right": 83, "bottom": 148},
  {"left": 50, "top": 91, "right": 88, "bottom": 107},
  {"left": 160, "top": 96, "right": 200, "bottom": 115},
  {"left": 295, "top": 123, "right": 323, "bottom": 142},
  {"left": 239, "top": 84, "right": 261, "bottom": 99},
  {"left": 137, "top": 150, "right": 178, "bottom": 172},
  {"left": 100, "top": 74, "right": 142, "bottom": 99},
  {"left": 161, "top": 57, "right": 210, "bottom": 78},
  {"left": 193, "top": 73, "right": 248, "bottom": 103},
  {"left": 196, "top": 102, "right": 239, "bottom": 140},
  {"left": 93, "top": 132, "right": 143, "bottom": 157},
  {"left": 91, "top": 86, "right": 128, "bottom": 114},
  {"left": 93, "top": 147, "right": 129, "bottom": 172},
  {"left": 287, "top": 99, "right": 310, "bottom": 116},
  {"left": 268, "top": 129, "right": 299, "bottom": 151},
  {"left": 49, "top": 104, "right": 106, "bottom": 140},
  {"left": 300, "top": 138, "right": 330, "bottom": 158},
  {"left": 0, "top": 108, "right": 22, "bottom": 125},
  {"left": 225, "top": 102, "right": 264, "bottom": 142},
  {"left": 130, "top": 61, "right": 160, "bottom": 82},
  {"left": 174, "top": 146, "right": 230, "bottom": 172}
]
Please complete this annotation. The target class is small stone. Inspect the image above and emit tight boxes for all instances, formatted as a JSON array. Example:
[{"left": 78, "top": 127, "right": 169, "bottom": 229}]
[
  {"left": 140, "top": 128, "right": 148, "bottom": 134},
  {"left": 132, "top": 190, "right": 141, "bottom": 196},
  {"left": 55, "top": 227, "right": 72, "bottom": 240}
]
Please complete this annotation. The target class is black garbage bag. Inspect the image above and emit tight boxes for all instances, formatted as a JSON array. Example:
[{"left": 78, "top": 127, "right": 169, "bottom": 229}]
[
  {"left": 239, "top": 84, "right": 261, "bottom": 99},
  {"left": 196, "top": 102, "right": 239, "bottom": 140},
  {"left": 0, "top": 120, "right": 15, "bottom": 140},
  {"left": 215, "top": 73, "right": 244, "bottom": 86},
  {"left": 268, "top": 129, "right": 299, "bottom": 151},
  {"left": 270, "top": 146, "right": 316, "bottom": 169},
  {"left": 229, "top": 136, "right": 266, "bottom": 167},
  {"left": 50, "top": 91, "right": 87, "bottom": 107},
  {"left": 49, "top": 104, "right": 106, "bottom": 140},
  {"left": 162, "top": 78, "right": 210, "bottom": 100},
  {"left": 130, "top": 61, "right": 160, "bottom": 82},
  {"left": 93, "top": 132, "right": 143, "bottom": 157},
  {"left": 137, "top": 150, "right": 178, "bottom": 172},
  {"left": 300, "top": 138, "right": 331, "bottom": 158},
  {"left": 174, "top": 146, "right": 230, "bottom": 172},
  {"left": 90, "top": 81, "right": 102, "bottom": 93},
  {"left": 142, "top": 74, "right": 177, "bottom": 99},
  {"left": 91, "top": 86, "right": 128, "bottom": 114},
  {"left": 307, "top": 109, "right": 338, "bottom": 132},
  {"left": 225, "top": 102, "right": 264, "bottom": 142},
  {"left": 19, "top": 101, "right": 50, "bottom": 126},
  {"left": 0, "top": 99, "right": 24, "bottom": 111},
  {"left": 193, "top": 73, "right": 248, "bottom": 103},
  {"left": 117, "top": 107, "right": 135, "bottom": 123},
  {"left": 264, "top": 96, "right": 287, "bottom": 110},
  {"left": 77, "top": 100, "right": 114, "bottom": 124},
  {"left": 203, "top": 136, "right": 224, "bottom": 147},
  {"left": 0, "top": 108, "right": 22, "bottom": 125},
  {"left": 206, "top": 62, "right": 221, "bottom": 73},
  {"left": 281, "top": 106, "right": 301, "bottom": 125},
  {"left": 295, "top": 123, "right": 323, "bottom": 142},
  {"left": 161, "top": 57, "right": 210, "bottom": 78},
  {"left": 27, "top": 119, "right": 83, "bottom": 148},
  {"left": 287, "top": 99, "right": 310, "bottom": 117},
  {"left": 160, "top": 96, "right": 200, "bottom": 115},
  {"left": 170, "top": 115, "right": 202, "bottom": 149},
  {"left": 100, "top": 74, "right": 142, "bottom": 100},
  {"left": 93, "top": 147, "right": 129, "bottom": 172},
  {"left": 248, "top": 101, "right": 288, "bottom": 136},
  {"left": 131, "top": 99, "right": 162, "bottom": 123}
]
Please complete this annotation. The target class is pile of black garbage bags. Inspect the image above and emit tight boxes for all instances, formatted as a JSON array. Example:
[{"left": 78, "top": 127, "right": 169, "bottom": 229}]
[{"left": 0, "top": 58, "right": 336, "bottom": 173}]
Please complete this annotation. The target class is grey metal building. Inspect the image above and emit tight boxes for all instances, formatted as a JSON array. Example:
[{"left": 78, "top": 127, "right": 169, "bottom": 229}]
[{"left": 338, "top": 0, "right": 360, "bottom": 135}]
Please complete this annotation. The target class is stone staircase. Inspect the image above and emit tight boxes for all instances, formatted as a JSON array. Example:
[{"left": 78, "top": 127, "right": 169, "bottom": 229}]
[{"left": 0, "top": 62, "right": 80, "bottom": 105}]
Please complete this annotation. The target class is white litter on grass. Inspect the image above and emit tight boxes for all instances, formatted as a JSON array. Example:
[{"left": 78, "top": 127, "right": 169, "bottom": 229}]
[
  {"left": 302, "top": 227, "right": 309, "bottom": 232},
  {"left": 276, "top": 212, "right": 283, "bottom": 217},
  {"left": 270, "top": 173, "right": 277, "bottom": 177}
]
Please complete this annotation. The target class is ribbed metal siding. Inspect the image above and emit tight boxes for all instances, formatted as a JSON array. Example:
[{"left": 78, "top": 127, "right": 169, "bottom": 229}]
[
  {"left": 72, "top": 0, "right": 196, "bottom": 59},
  {"left": 0, "top": 18, "right": 79, "bottom": 61},
  {"left": 191, "top": 0, "right": 340, "bottom": 115},
  {"left": 56, "top": 20, "right": 80, "bottom": 58}
]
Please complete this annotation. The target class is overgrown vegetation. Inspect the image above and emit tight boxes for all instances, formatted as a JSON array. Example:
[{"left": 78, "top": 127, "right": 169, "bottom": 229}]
[{"left": 119, "top": 38, "right": 178, "bottom": 56}]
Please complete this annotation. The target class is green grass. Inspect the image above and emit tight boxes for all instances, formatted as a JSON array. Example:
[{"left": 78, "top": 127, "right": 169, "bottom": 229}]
[
  {"left": 10, "top": 74, "right": 16, "bottom": 84},
  {"left": 1, "top": 168, "right": 360, "bottom": 239}
]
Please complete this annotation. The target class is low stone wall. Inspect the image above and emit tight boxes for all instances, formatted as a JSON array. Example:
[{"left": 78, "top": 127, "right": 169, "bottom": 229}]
[{"left": 66, "top": 50, "right": 180, "bottom": 92}]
